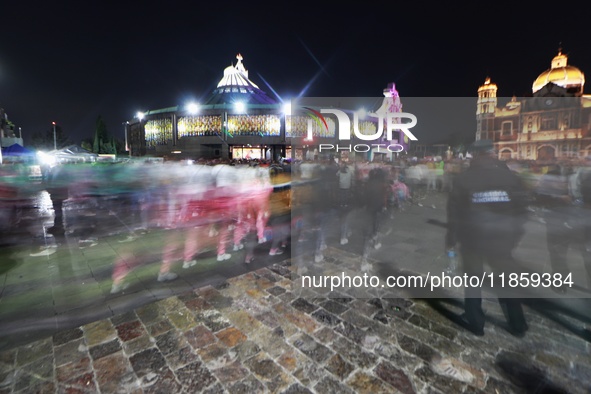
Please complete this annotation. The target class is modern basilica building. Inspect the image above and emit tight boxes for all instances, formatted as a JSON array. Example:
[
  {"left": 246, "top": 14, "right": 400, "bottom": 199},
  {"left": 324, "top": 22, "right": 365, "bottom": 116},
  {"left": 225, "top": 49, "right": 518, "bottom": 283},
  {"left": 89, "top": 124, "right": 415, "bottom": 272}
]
[
  {"left": 125, "top": 54, "right": 409, "bottom": 162},
  {"left": 476, "top": 49, "right": 591, "bottom": 161}
]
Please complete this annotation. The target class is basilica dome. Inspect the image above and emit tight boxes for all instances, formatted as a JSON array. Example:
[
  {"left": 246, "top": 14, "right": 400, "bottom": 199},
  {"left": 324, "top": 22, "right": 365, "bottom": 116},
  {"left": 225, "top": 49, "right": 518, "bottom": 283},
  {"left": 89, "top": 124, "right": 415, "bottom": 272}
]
[
  {"left": 205, "top": 53, "right": 277, "bottom": 105},
  {"left": 532, "top": 50, "right": 585, "bottom": 95}
]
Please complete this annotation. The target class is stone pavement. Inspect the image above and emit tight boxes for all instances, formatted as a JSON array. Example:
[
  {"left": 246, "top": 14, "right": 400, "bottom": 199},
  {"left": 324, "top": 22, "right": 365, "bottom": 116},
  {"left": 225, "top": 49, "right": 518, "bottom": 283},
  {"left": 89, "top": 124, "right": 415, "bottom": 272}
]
[
  {"left": 1, "top": 190, "right": 591, "bottom": 393},
  {"left": 1, "top": 243, "right": 591, "bottom": 393}
]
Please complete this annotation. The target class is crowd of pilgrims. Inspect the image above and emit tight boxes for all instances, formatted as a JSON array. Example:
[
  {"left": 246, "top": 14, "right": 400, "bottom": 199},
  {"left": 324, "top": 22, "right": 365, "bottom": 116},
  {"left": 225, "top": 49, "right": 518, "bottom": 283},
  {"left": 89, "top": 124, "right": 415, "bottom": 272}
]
[
  {"left": 0, "top": 158, "right": 291, "bottom": 292},
  {"left": 0, "top": 156, "right": 419, "bottom": 290},
  {"left": 2, "top": 154, "right": 591, "bottom": 294}
]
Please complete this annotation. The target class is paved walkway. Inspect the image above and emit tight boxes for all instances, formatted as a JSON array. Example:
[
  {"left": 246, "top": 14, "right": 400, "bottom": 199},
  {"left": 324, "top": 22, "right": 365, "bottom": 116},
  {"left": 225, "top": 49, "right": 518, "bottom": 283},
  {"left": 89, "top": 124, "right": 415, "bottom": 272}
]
[
  {"left": 1, "top": 243, "right": 590, "bottom": 393},
  {"left": 1, "top": 191, "right": 591, "bottom": 393}
]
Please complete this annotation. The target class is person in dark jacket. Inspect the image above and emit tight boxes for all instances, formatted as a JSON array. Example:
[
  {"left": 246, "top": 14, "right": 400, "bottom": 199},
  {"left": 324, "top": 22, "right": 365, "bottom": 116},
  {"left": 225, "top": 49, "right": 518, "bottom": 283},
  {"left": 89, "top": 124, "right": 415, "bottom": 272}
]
[
  {"left": 45, "top": 162, "right": 70, "bottom": 237},
  {"left": 446, "top": 140, "right": 530, "bottom": 336}
]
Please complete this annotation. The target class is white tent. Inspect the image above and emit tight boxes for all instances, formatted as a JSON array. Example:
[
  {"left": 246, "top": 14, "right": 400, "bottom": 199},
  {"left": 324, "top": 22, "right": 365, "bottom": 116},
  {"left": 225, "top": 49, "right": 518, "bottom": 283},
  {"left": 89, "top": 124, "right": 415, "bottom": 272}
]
[{"left": 47, "top": 145, "right": 99, "bottom": 163}]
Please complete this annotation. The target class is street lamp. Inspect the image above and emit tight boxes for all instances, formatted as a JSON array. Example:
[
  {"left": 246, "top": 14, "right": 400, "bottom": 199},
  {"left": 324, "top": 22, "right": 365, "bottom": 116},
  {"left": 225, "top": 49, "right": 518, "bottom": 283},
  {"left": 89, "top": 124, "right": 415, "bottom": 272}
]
[
  {"left": 283, "top": 101, "right": 292, "bottom": 161},
  {"left": 123, "top": 121, "right": 130, "bottom": 157},
  {"left": 52, "top": 121, "right": 57, "bottom": 150}
]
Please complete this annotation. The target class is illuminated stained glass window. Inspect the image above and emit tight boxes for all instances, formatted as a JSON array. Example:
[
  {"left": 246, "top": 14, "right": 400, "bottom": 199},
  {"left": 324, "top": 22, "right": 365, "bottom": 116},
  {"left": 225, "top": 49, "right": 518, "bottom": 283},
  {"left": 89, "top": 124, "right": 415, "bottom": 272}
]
[
  {"left": 226, "top": 115, "right": 280, "bottom": 136},
  {"left": 357, "top": 120, "right": 378, "bottom": 136},
  {"left": 286, "top": 115, "right": 336, "bottom": 138},
  {"left": 178, "top": 116, "right": 222, "bottom": 137},
  {"left": 145, "top": 118, "right": 172, "bottom": 148},
  {"left": 285, "top": 116, "right": 378, "bottom": 138}
]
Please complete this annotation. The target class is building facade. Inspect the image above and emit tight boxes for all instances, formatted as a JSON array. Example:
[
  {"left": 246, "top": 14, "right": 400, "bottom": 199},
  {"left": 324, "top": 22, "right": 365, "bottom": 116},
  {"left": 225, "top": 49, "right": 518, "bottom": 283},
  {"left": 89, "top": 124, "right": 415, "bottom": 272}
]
[
  {"left": 476, "top": 50, "right": 591, "bottom": 161},
  {"left": 126, "top": 54, "right": 406, "bottom": 162},
  {"left": 0, "top": 108, "right": 24, "bottom": 148}
]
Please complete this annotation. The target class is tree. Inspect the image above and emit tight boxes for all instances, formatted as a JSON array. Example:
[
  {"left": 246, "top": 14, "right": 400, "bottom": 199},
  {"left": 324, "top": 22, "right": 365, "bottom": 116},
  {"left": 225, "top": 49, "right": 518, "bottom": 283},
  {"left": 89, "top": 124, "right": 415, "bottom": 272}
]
[
  {"left": 99, "top": 138, "right": 116, "bottom": 154},
  {"left": 93, "top": 115, "right": 109, "bottom": 154},
  {"left": 114, "top": 138, "right": 126, "bottom": 154},
  {"left": 81, "top": 139, "right": 93, "bottom": 152},
  {"left": 30, "top": 124, "right": 70, "bottom": 151},
  {"left": 92, "top": 128, "right": 100, "bottom": 153},
  {"left": 448, "top": 131, "right": 475, "bottom": 156},
  {"left": 89, "top": 115, "right": 126, "bottom": 156}
]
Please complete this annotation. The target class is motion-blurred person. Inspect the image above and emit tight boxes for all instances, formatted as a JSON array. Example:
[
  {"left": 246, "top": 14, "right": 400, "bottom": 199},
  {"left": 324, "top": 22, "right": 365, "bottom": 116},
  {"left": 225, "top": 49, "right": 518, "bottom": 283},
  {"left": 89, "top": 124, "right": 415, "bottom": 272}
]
[
  {"left": 111, "top": 246, "right": 143, "bottom": 293},
  {"left": 434, "top": 159, "right": 445, "bottom": 191},
  {"left": 45, "top": 162, "right": 70, "bottom": 237},
  {"left": 426, "top": 160, "right": 438, "bottom": 192},
  {"left": 147, "top": 162, "right": 203, "bottom": 282},
  {"left": 29, "top": 161, "right": 71, "bottom": 256},
  {"left": 267, "top": 182, "right": 291, "bottom": 258},
  {"left": 291, "top": 160, "right": 319, "bottom": 247},
  {"left": 230, "top": 164, "right": 269, "bottom": 263},
  {"left": 231, "top": 164, "right": 253, "bottom": 253},
  {"left": 337, "top": 162, "right": 354, "bottom": 245},
  {"left": 570, "top": 156, "right": 591, "bottom": 288},
  {"left": 312, "top": 158, "right": 338, "bottom": 262},
  {"left": 158, "top": 162, "right": 233, "bottom": 281},
  {"left": 112, "top": 161, "right": 151, "bottom": 241},
  {"left": 361, "top": 167, "right": 389, "bottom": 261},
  {"left": 251, "top": 163, "right": 274, "bottom": 245},
  {"left": 534, "top": 164, "right": 583, "bottom": 293},
  {"left": 442, "top": 159, "right": 462, "bottom": 192},
  {"left": 404, "top": 162, "right": 425, "bottom": 204},
  {"left": 178, "top": 163, "right": 214, "bottom": 268},
  {"left": 298, "top": 158, "right": 317, "bottom": 181},
  {"left": 389, "top": 176, "right": 410, "bottom": 215},
  {"left": 446, "top": 140, "right": 530, "bottom": 337}
]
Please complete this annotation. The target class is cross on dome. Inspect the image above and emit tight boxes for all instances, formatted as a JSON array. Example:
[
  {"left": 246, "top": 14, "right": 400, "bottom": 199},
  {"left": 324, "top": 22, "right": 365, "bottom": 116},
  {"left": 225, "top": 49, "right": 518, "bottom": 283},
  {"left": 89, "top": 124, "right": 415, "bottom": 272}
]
[
  {"left": 551, "top": 49, "right": 568, "bottom": 69},
  {"left": 235, "top": 53, "right": 246, "bottom": 73},
  {"left": 532, "top": 45, "right": 585, "bottom": 95},
  {"left": 215, "top": 53, "right": 261, "bottom": 90}
]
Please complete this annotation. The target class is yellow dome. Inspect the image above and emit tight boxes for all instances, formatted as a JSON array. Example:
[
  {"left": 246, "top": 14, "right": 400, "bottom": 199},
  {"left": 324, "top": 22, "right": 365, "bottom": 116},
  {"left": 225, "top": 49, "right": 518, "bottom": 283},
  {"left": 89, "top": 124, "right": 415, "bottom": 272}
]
[{"left": 532, "top": 51, "right": 585, "bottom": 94}]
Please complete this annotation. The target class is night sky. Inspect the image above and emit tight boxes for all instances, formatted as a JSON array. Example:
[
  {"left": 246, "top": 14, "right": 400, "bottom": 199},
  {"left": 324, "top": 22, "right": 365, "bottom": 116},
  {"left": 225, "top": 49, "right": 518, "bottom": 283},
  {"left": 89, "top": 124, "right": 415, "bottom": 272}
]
[{"left": 1, "top": 2, "right": 589, "bottom": 146}]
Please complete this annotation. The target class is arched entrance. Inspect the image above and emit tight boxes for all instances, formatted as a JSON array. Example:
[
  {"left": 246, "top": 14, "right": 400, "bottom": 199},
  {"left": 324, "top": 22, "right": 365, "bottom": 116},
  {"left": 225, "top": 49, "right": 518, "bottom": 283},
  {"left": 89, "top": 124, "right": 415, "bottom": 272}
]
[
  {"left": 538, "top": 145, "right": 555, "bottom": 161},
  {"left": 499, "top": 149, "right": 512, "bottom": 160}
]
